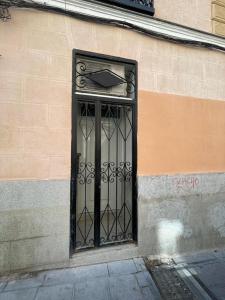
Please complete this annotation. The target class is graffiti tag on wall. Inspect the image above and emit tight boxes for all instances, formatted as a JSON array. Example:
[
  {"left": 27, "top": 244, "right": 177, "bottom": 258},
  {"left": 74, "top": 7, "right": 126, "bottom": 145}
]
[{"left": 173, "top": 176, "right": 200, "bottom": 193}]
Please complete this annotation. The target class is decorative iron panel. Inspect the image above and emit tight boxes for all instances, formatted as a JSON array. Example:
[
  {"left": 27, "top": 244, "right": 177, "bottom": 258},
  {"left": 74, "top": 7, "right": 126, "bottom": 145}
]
[
  {"left": 75, "top": 102, "right": 96, "bottom": 249},
  {"left": 100, "top": 104, "right": 133, "bottom": 244},
  {"left": 75, "top": 57, "right": 136, "bottom": 99}
]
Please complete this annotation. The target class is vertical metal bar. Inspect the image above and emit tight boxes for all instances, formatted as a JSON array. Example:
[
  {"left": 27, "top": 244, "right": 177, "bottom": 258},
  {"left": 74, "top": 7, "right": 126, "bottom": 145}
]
[
  {"left": 132, "top": 63, "right": 138, "bottom": 241},
  {"left": 107, "top": 105, "right": 111, "bottom": 240},
  {"left": 115, "top": 105, "right": 119, "bottom": 240},
  {"left": 84, "top": 103, "right": 88, "bottom": 245},
  {"left": 70, "top": 50, "right": 78, "bottom": 253},
  {"left": 94, "top": 100, "right": 101, "bottom": 247},
  {"left": 123, "top": 107, "right": 127, "bottom": 237}
]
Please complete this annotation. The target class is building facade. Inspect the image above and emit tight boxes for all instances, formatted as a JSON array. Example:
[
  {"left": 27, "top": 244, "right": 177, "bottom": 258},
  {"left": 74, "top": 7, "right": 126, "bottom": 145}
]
[{"left": 1, "top": 0, "right": 225, "bottom": 274}]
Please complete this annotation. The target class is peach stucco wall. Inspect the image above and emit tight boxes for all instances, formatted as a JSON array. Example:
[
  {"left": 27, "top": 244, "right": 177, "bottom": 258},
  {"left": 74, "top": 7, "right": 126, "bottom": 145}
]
[
  {"left": 138, "top": 91, "right": 225, "bottom": 175},
  {"left": 0, "top": 9, "right": 225, "bottom": 180},
  {"left": 155, "top": 0, "right": 212, "bottom": 33}
]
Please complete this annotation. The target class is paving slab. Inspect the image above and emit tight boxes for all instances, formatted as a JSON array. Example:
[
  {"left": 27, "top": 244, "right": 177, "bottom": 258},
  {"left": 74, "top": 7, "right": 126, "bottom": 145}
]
[
  {"left": 43, "top": 268, "right": 77, "bottom": 286},
  {"left": 0, "top": 283, "right": 6, "bottom": 293},
  {"left": 135, "top": 271, "right": 155, "bottom": 287},
  {"left": 0, "top": 288, "right": 37, "bottom": 300},
  {"left": 109, "top": 273, "right": 144, "bottom": 300},
  {"left": 35, "top": 284, "right": 73, "bottom": 300},
  {"left": 4, "top": 273, "right": 45, "bottom": 291},
  {"left": 43, "top": 263, "right": 108, "bottom": 286},
  {"left": 133, "top": 258, "right": 146, "bottom": 272},
  {"left": 74, "top": 276, "right": 110, "bottom": 300},
  {"left": 135, "top": 271, "right": 161, "bottom": 299},
  {"left": 108, "top": 259, "right": 137, "bottom": 276},
  {"left": 73, "top": 263, "right": 108, "bottom": 282},
  {"left": 135, "top": 271, "right": 151, "bottom": 288}
]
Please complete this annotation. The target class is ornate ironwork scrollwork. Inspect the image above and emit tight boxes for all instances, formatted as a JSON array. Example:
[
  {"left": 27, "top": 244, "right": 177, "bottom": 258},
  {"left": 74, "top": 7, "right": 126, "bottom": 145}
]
[
  {"left": 100, "top": 162, "right": 132, "bottom": 183},
  {"left": 77, "top": 162, "right": 95, "bottom": 185},
  {"left": 125, "top": 70, "right": 135, "bottom": 95},
  {"left": 76, "top": 61, "right": 88, "bottom": 89},
  {"left": 75, "top": 58, "right": 136, "bottom": 98},
  {"left": 100, "top": 232, "right": 133, "bottom": 244},
  {"left": 75, "top": 238, "right": 94, "bottom": 249},
  {"left": 101, "top": 162, "right": 116, "bottom": 183},
  {"left": 0, "top": 6, "right": 10, "bottom": 21},
  {"left": 117, "top": 162, "right": 132, "bottom": 182}
]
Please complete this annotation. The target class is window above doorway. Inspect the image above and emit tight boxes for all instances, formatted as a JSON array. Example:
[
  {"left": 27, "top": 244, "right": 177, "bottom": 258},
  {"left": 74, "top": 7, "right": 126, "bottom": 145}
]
[{"left": 74, "top": 51, "right": 137, "bottom": 100}]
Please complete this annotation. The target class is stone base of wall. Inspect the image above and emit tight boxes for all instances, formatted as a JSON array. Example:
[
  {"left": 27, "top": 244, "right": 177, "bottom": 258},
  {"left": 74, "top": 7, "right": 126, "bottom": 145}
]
[
  {"left": 138, "top": 172, "right": 225, "bottom": 256},
  {"left": 0, "top": 180, "right": 70, "bottom": 274},
  {"left": 1, "top": 173, "right": 225, "bottom": 274}
]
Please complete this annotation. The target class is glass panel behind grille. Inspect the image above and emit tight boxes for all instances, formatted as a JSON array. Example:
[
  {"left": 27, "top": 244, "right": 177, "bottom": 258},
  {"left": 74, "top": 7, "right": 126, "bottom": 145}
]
[
  {"left": 76, "top": 102, "right": 95, "bottom": 249},
  {"left": 100, "top": 104, "right": 133, "bottom": 244}
]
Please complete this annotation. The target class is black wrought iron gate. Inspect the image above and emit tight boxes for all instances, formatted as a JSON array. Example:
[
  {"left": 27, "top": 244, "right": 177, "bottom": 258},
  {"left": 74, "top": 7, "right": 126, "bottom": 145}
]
[{"left": 71, "top": 50, "right": 137, "bottom": 252}]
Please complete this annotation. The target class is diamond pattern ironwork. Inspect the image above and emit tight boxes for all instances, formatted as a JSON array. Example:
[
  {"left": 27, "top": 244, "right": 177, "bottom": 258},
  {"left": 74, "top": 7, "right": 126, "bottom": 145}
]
[
  {"left": 118, "top": 202, "right": 132, "bottom": 235},
  {"left": 117, "top": 107, "right": 132, "bottom": 141},
  {"left": 86, "top": 69, "right": 126, "bottom": 88},
  {"left": 79, "top": 103, "right": 95, "bottom": 140},
  {"left": 101, "top": 105, "right": 117, "bottom": 141},
  {"left": 75, "top": 58, "right": 136, "bottom": 99},
  {"left": 100, "top": 204, "right": 116, "bottom": 239},
  {"left": 77, "top": 206, "right": 94, "bottom": 245}
]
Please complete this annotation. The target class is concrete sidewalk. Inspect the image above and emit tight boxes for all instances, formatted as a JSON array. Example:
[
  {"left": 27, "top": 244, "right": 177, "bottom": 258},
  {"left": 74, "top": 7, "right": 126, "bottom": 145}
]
[
  {"left": 0, "top": 258, "right": 161, "bottom": 300},
  {"left": 1, "top": 250, "right": 225, "bottom": 300}
]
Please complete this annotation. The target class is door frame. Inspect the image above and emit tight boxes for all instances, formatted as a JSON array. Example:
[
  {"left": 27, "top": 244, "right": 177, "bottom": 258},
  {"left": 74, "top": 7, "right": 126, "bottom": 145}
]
[{"left": 70, "top": 49, "right": 138, "bottom": 254}]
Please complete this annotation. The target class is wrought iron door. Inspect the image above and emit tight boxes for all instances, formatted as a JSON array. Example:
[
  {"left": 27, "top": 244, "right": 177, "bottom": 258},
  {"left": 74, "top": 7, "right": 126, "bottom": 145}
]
[
  {"left": 71, "top": 50, "right": 137, "bottom": 252},
  {"left": 71, "top": 100, "right": 137, "bottom": 250}
]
